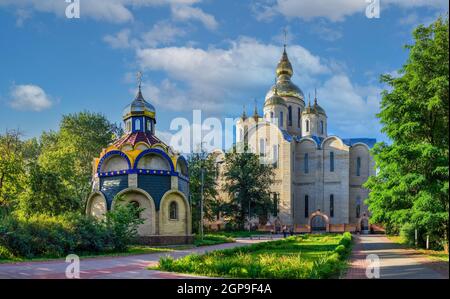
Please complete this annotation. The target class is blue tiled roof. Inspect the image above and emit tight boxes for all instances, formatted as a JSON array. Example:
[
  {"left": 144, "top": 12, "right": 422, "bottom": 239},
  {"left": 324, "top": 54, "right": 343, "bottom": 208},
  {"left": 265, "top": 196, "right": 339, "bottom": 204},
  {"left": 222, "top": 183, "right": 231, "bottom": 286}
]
[
  {"left": 342, "top": 138, "right": 377, "bottom": 148},
  {"left": 280, "top": 129, "right": 293, "bottom": 142}
]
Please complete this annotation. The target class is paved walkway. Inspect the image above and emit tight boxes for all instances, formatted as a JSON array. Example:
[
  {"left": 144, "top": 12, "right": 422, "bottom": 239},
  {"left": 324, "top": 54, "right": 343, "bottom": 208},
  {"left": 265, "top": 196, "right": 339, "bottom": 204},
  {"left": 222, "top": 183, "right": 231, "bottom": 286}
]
[
  {"left": 0, "top": 239, "right": 264, "bottom": 279},
  {"left": 344, "top": 235, "right": 448, "bottom": 279}
]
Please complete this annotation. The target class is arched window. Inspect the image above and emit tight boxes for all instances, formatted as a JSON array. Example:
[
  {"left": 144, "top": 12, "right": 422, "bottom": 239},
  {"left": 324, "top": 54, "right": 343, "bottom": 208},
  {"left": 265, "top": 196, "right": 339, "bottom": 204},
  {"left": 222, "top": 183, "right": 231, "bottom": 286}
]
[
  {"left": 135, "top": 118, "right": 141, "bottom": 131},
  {"left": 330, "top": 194, "right": 334, "bottom": 218},
  {"left": 297, "top": 108, "right": 301, "bottom": 128},
  {"left": 239, "top": 129, "right": 243, "bottom": 141},
  {"left": 356, "top": 196, "right": 361, "bottom": 218},
  {"left": 279, "top": 112, "right": 284, "bottom": 127},
  {"left": 272, "top": 145, "right": 278, "bottom": 168},
  {"left": 259, "top": 138, "right": 265, "bottom": 157},
  {"left": 356, "top": 157, "right": 361, "bottom": 176},
  {"left": 306, "top": 119, "right": 310, "bottom": 132},
  {"left": 304, "top": 153, "right": 309, "bottom": 174},
  {"left": 320, "top": 121, "right": 324, "bottom": 134},
  {"left": 270, "top": 111, "right": 274, "bottom": 120},
  {"left": 126, "top": 120, "right": 132, "bottom": 132},
  {"left": 330, "top": 151, "right": 335, "bottom": 172},
  {"left": 147, "top": 120, "right": 152, "bottom": 132},
  {"left": 288, "top": 106, "right": 292, "bottom": 126},
  {"left": 304, "top": 195, "right": 309, "bottom": 218},
  {"left": 169, "top": 201, "right": 178, "bottom": 220}
]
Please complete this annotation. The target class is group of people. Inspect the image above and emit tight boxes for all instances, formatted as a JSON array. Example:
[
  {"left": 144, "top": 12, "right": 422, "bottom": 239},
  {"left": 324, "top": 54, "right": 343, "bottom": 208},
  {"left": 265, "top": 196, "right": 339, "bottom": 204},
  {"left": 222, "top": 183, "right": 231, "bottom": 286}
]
[{"left": 270, "top": 225, "right": 295, "bottom": 238}]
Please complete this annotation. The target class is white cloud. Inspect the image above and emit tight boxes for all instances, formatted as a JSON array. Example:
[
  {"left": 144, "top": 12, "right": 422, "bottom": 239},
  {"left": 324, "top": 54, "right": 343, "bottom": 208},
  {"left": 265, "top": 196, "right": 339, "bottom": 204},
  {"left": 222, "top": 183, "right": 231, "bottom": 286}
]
[
  {"left": 171, "top": 4, "right": 218, "bottom": 30},
  {"left": 141, "top": 21, "right": 187, "bottom": 47},
  {"left": 9, "top": 84, "right": 53, "bottom": 111},
  {"left": 104, "top": 21, "right": 186, "bottom": 50},
  {"left": 135, "top": 37, "right": 329, "bottom": 112},
  {"left": 0, "top": 0, "right": 216, "bottom": 28},
  {"left": 255, "top": 0, "right": 448, "bottom": 22},
  {"left": 319, "top": 74, "right": 382, "bottom": 136},
  {"left": 103, "top": 29, "right": 132, "bottom": 49},
  {"left": 15, "top": 8, "right": 32, "bottom": 27}
]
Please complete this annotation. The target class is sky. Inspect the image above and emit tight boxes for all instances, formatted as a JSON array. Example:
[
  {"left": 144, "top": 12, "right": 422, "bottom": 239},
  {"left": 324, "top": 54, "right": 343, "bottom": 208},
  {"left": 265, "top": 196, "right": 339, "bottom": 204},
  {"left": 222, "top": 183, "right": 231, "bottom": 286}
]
[{"left": 0, "top": 0, "right": 448, "bottom": 147}]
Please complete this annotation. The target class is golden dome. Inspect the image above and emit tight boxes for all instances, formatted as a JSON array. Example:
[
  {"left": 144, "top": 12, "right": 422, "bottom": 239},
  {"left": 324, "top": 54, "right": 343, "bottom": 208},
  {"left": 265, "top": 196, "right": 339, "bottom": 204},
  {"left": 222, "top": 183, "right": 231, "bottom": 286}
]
[
  {"left": 264, "top": 87, "right": 287, "bottom": 107},
  {"left": 265, "top": 47, "right": 304, "bottom": 102},
  {"left": 276, "top": 48, "right": 293, "bottom": 78}
]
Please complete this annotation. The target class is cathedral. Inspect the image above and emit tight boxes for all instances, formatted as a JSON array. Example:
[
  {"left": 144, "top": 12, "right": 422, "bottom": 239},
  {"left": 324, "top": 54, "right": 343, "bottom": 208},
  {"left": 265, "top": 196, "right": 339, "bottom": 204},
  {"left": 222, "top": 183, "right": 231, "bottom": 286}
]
[
  {"left": 86, "top": 79, "right": 192, "bottom": 244},
  {"left": 213, "top": 46, "right": 376, "bottom": 233}
]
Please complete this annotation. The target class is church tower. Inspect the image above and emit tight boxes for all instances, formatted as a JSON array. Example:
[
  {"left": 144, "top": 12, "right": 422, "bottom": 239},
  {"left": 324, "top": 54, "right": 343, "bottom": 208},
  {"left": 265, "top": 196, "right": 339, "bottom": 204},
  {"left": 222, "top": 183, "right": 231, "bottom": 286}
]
[
  {"left": 265, "top": 44, "right": 305, "bottom": 136},
  {"left": 301, "top": 90, "right": 327, "bottom": 138}
]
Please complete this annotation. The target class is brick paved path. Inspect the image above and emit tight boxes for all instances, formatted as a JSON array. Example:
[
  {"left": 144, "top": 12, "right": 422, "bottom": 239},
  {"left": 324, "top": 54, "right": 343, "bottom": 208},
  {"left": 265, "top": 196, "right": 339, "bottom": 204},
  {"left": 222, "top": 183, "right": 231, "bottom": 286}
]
[
  {"left": 344, "top": 235, "right": 448, "bottom": 279},
  {"left": 0, "top": 239, "right": 266, "bottom": 279}
]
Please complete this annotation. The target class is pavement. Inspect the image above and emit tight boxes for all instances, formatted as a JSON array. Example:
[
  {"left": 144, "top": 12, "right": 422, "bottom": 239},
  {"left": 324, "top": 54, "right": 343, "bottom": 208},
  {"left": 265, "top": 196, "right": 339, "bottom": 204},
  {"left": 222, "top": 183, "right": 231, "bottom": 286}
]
[
  {"left": 344, "top": 234, "right": 449, "bottom": 279},
  {"left": 0, "top": 239, "right": 266, "bottom": 279}
]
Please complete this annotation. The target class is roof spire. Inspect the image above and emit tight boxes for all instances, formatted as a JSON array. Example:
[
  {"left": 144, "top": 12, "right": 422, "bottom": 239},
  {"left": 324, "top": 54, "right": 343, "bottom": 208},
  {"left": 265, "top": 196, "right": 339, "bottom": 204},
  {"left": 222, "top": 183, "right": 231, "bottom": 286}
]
[
  {"left": 242, "top": 104, "right": 247, "bottom": 120},
  {"left": 308, "top": 93, "right": 311, "bottom": 107},
  {"left": 283, "top": 28, "right": 287, "bottom": 52},
  {"left": 314, "top": 88, "right": 318, "bottom": 105},
  {"left": 253, "top": 99, "right": 259, "bottom": 120}
]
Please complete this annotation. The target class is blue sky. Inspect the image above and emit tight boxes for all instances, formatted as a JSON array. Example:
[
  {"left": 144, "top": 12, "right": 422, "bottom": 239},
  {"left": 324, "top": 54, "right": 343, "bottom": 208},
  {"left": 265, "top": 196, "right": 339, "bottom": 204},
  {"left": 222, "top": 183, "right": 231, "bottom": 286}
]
[{"left": 0, "top": 0, "right": 448, "bottom": 146}]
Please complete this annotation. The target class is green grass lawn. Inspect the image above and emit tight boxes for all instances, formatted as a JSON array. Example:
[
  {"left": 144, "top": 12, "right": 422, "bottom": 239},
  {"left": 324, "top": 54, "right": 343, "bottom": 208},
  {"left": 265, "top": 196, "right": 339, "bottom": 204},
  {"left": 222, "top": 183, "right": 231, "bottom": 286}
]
[
  {"left": 0, "top": 245, "right": 173, "bottom": 264},
  {"left": 194, "top": 234, "right": 235, "bottom": 246},
  {"left": 152, "top": 233, "right": 352, "bottom": 279}
]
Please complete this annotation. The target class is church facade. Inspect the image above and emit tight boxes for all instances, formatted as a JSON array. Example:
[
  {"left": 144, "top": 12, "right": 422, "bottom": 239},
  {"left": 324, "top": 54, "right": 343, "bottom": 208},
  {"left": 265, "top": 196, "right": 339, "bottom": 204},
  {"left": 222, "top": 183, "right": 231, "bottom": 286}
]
[
  {"left": 214, "top": 47, "right": 376, "bottom": 233},
  {"left": 86, "top": 83, "right": 192, "bottom": 244}
]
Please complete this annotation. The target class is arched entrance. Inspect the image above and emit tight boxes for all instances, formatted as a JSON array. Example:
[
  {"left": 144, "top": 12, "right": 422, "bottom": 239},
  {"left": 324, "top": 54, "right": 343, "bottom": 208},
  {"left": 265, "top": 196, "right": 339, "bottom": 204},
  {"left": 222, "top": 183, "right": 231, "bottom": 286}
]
[
  {"left": 309, "top": 210, "right": 329, "bottom": 233},
  {"left": 311, "top": 215, "right": 327, "bottom": 232}
]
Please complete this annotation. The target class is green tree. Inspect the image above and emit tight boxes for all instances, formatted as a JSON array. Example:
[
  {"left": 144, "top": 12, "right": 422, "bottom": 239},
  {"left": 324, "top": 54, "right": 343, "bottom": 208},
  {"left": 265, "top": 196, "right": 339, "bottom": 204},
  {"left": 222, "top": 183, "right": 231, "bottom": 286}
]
[
  {"left": 38, "top": 111, "right": 122, "bottom": 211},
  {"left": 221, "top": 146, "right": 275, "bottom": 229},
  {"left": 365, "top": 16, "right": 449, "bottom": 250},
  {"left": 17, "top": 163, "right": 79, "bottom": 216},
  {"left": 188, "top": 150, "right": 219, "bottom": 233},
  {"left": 0, "top": 130, "right": 26, "bottom": 210}
]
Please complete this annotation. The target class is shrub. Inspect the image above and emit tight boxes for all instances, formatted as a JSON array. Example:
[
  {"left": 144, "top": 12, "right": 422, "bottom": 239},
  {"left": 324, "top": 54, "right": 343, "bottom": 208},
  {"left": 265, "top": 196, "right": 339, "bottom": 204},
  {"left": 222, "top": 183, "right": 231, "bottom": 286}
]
[
  {"left": 0, "top": 198, "right": 144, "bottom": 259},
  {"left": 0, "top": 245, "right": 15, "bottom": 259},
  {"left": 105, "top": 200, "right": 144, "bottom": 251},
  {"left": 334, "top": 245, "right": 347, "bottom": 257},
  {"left": 338, "top": 232, "right": 352, "bottom": 248}
]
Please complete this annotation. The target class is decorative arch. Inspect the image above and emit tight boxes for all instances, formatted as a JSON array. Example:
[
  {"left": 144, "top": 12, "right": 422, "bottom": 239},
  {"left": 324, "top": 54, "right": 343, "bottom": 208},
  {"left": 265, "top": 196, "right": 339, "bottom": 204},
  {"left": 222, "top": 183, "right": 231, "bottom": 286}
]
[
  {"left": 176, "top": 156, "right": 189, "bottom": 176},
  {"left": 297, "top": 137, "right": 319, "bottom": 149},
  {"left": 159, "top": 190, "right": 191, "bottom": 235},
  {"left": 351, "top": 142, "right": 371, "bottom": 152},
  {"left": 85, "top": 191, "right": 108, "bottom": 218},
  {"left": 321, "top": 135, "right": 345, "bottom": 149},
  {"left": 308, "top": 210, "right": 330, "bottom": 233},
  {"left": 133, "top": 148, "right": 175, "bottom": 171},
  {"left": 134, "top": 142, "right": 150, "bottom": 151},
  {"left": 97, "top": 150, "right": 132, "bottom": 173},
  {"left": 113, "top": 187, "right": 157, "bottom": 236}
]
